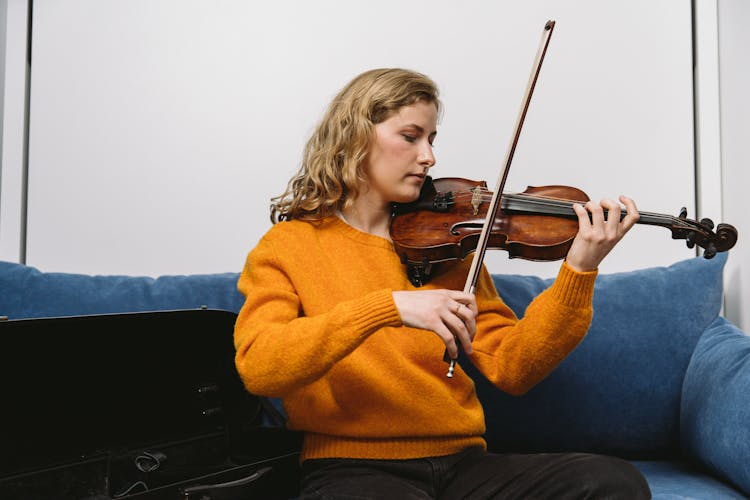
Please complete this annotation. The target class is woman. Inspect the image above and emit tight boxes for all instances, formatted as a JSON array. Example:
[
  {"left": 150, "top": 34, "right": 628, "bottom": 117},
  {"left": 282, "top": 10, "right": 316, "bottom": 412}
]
[{"left": 234, "top": 68, "right": 650, "bottom": 499}]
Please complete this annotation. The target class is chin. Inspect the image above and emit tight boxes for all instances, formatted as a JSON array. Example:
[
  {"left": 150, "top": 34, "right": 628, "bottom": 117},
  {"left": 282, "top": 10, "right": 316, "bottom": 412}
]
[{"left": 391, "top": 189, "right": 422, "bottom": 204}]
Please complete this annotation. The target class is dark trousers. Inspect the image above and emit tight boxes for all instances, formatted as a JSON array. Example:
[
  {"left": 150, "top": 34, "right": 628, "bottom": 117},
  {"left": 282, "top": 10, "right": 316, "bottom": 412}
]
[{"left": 299, "top": 447, "right": 651, "bottom": 500}]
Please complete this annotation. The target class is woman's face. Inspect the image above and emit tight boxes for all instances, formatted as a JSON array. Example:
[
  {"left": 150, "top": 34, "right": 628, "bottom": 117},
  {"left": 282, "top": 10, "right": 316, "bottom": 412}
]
[{"left": 361, "top": 100, "right": 438, "bottom": 207}]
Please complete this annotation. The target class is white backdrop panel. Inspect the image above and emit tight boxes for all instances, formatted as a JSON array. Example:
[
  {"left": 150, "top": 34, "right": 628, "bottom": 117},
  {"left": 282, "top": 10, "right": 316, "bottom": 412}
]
[{"left": 27, "top": 0, "right": 696, "bottom": 277}]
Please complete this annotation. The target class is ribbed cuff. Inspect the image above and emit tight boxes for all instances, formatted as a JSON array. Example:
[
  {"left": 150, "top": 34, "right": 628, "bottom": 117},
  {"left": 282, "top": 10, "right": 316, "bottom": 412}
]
[
  {"left": 346, "top": 289, "right": 402, "bottom": 335},
  {"left": 547, "top": 261, "right": 598, "bottom": 309}
]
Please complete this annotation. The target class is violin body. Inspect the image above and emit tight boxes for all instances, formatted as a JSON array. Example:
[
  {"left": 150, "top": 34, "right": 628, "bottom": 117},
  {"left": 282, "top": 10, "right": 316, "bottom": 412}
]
[
  {"left": 391, "top": 176, "right": 738, "bottom": 286},
  {"left": 391, "top": 177, "right": 586, "bottom": 265}
]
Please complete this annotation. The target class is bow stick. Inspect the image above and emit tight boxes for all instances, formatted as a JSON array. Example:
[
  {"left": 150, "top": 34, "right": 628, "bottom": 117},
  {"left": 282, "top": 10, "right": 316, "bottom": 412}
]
[{"left": 446, "top": 20, "right": 556, "bottom": 378}]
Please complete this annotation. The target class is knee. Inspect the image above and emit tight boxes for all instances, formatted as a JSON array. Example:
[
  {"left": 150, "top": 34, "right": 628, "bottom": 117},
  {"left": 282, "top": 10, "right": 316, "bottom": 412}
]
[{"left": 574, "top": 454, "right": 651, "bottom": 500}]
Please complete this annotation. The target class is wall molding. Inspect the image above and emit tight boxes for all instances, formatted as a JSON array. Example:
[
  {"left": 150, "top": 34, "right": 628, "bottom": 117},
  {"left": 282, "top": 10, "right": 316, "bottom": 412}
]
[{"left": 0, "top": 0, "right": 31, "bottom": 263}]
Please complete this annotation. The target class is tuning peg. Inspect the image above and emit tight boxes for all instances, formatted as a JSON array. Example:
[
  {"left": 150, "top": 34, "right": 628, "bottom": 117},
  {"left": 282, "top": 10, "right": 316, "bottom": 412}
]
[
  {"left": 700, "top": 218, "right": 715, "bottom": 230},
  {"left": 685, "top": 232, "right": 696, "bottom": 249},
  {"left": 679, "top": 207, "right": 688, "bottom": 219},
  {"left": 704, "top": 242, "right": 717, "bottom": 259}
]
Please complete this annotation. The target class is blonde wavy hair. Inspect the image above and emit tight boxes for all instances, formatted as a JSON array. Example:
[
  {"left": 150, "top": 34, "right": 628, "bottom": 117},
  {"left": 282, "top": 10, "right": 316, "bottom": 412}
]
[{"left": 270, "top": 68, "right": 441, "bottom": 223}]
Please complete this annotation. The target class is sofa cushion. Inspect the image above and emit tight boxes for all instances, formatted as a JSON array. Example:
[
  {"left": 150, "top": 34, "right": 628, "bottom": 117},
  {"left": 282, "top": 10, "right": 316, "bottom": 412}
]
[
  {"left": 0, "top": 261, "right": 245, "bottom": 319},
  {"left": 681, "top": 317, "right": 750, "bottom": 495},
  {"left": 632, "top": 460, "right": 748, "bottom": 499},
  {"left": 463, "top": 253, "right": 727, "bottom": 459}
]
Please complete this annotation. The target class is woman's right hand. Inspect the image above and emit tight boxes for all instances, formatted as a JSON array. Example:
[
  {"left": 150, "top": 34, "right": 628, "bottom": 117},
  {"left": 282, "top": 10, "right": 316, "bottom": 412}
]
[{"left": 392, "top": 290, "right": 477, "bottom": 359}]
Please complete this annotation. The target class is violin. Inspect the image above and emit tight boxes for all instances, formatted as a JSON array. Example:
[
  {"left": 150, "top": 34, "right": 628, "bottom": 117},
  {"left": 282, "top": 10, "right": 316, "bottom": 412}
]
[
  {"left": 415, "top": 20, "right": 737, "bottom": 378},
  {"left": 390, "top": 176, "right": 738, "bottom": 287}
]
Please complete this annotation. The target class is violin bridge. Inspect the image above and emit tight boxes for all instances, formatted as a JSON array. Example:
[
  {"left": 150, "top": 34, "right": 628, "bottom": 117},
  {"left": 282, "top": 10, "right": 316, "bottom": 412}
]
[{"left": 470, "top": 187, "right": 483, "bottom": 215}]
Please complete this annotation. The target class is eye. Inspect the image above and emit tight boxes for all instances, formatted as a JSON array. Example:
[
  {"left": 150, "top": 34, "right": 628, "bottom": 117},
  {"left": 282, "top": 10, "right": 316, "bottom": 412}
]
[{"left": 402, "top": 134, "right": 417, "bottom": 143}]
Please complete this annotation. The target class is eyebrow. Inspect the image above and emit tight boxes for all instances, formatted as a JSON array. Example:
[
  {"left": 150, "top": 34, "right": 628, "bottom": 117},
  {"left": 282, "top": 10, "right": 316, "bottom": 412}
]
[{"left": 404, "top": 124, "right": 438, "bottom": 136}]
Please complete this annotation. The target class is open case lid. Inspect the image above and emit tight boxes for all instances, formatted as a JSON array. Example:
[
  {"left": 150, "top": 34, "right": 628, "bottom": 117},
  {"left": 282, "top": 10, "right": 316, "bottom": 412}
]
[{"left": 0, "top": 309, "right": 261, "bottom": 478}]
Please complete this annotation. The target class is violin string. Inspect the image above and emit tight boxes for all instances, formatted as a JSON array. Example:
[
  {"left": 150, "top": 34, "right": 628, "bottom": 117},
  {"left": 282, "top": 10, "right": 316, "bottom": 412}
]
[{"left": 442, "top": 190, "right": 701, "bottom": 230}]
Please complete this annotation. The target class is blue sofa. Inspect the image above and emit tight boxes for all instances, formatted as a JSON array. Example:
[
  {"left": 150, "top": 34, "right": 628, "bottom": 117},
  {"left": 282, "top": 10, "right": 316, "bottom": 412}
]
[{"left": 1, "top": 254, "right": 748, "bottom": 499}]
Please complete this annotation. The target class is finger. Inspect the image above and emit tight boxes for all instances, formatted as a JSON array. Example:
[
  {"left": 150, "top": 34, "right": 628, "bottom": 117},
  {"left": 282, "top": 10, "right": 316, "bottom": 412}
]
[
  {"left": 599, "top": 198, "right": 619, "bottom": 221},
  {"left": 451, "top": 298, "right": 477, "bottom": 319},
  {"left": 439, "top": 326, "right": 460, "bottom": 359},
  {"left": 463, "top": 295, "right": 478, "bottom": 317},
  {"left": 619, "top": 195, "right": 640, "bottom": 229},
  {"left": 454, "top": 302, "right": 477, "bottom": 342},
  {"left": 446, "top": 302, "right": 474, "bottom": 348},
  {"left": 444, "top": 311, "right": 474, "bottom": 355},
  {"left": 573, "top": 202, "right": 591, "bottom": 230},
  {"left": 447, "top": 290, "right": 475, "bottom": 305},
  {"left": 599, "top": 198, "right": 622, "bottom": 237},
  {"left": 588, "top": 200, "right": 606, "bottom": 229},
  {"left": 447, "top": 292, "right": 477, "bottom": 318}
]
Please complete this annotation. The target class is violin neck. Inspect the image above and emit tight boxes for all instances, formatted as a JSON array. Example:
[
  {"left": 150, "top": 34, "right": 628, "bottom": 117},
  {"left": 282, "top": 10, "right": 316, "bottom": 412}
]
[
  {"left": 503, "top": 194, "right": 677, "bottom": 229},
  {"left": 503, "top": 190, "right": 739, "bottom": 256}
]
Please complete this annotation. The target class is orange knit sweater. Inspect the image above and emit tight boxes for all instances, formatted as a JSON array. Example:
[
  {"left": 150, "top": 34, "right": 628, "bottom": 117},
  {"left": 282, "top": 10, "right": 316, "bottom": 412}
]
[{"left": 234, "top": 216, "right": 597, "bottom": 461}]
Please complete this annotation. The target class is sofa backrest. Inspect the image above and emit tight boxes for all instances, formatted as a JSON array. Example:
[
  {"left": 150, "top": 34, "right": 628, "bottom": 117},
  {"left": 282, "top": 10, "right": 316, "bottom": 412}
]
[
  {"left": 0, "top": 261, "right": 245, "bottom": 319},
  {"left": 466, "top": 253, "right": 727, "bottom": 459}
]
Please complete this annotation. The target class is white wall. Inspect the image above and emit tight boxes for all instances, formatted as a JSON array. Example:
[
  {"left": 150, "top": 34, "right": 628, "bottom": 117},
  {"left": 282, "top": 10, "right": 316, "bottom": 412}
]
[
  {"left": 2, "top": 2, "right": 744, "bottom": 327},
  {"left": 20, "top": 0, "right": 699, "bottom": 279}
]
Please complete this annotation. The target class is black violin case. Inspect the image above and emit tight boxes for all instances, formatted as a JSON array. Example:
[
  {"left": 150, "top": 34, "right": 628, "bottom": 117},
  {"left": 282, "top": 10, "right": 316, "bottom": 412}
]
[{"left": 0, "top": 309, "right": 302, "bottom": 499}]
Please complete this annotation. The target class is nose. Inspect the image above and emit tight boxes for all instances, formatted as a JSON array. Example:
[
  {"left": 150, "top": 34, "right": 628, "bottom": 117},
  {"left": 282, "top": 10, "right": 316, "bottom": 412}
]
[{"left": 418, "top": 144, "right": 436, "bottom": 169}]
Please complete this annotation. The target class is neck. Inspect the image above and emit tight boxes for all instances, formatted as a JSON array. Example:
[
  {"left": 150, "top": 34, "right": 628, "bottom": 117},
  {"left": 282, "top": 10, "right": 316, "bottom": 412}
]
[{"left": 339, "top": 200, "right": 392, "bottom": 239}]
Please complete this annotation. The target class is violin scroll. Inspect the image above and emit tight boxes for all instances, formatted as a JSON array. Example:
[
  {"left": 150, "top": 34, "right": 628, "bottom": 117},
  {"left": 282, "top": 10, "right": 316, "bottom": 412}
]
[{"left": 673, "top": 207, "right": 737, "bottom": 259}]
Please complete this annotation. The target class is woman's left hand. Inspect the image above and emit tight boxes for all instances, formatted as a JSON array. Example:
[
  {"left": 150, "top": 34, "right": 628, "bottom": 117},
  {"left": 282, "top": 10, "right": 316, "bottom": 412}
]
[{"left": 565, "top": 195, "right": 640, "bottom": 272}]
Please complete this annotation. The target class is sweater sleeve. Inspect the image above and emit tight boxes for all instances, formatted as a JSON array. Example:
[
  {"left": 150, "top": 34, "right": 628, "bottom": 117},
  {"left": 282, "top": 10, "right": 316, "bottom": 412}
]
[
  {"left": 468, "top": 261, "right": 597, "bottom": 396},
  {"left": 233, "top": 234, "right": 402, "bottom": 398}
]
